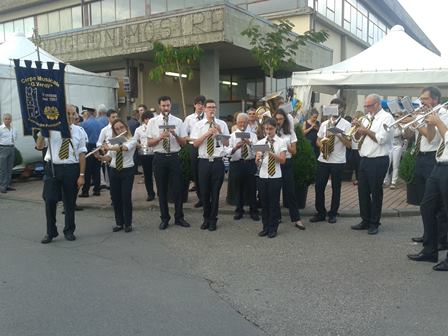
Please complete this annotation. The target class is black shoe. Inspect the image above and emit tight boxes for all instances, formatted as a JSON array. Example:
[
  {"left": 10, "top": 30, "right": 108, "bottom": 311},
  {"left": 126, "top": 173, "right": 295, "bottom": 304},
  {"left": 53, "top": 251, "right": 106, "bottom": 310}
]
[
  {"left": 92, "top": 191, "right": 101, "bottom": 196},
  {"left": 367, "top": 226, "right": 379, "bottom": 235},
  {"left": 0, "top": 189, "right": 6, "bottom": 193},
  {"left": 159, "top": 221, "right": 169, "bottom": 230},
  {"left": 328, "top": 215, "right": 337, "bottom": 224},
  {"left": 412, "top": 236, "right": 424, "bottom": 243},
  {"left": 175, "top": 219, "right": 191, "bottom": 227},
  {"left": 294, "top": 221, "right": 306, "bottom": 230},
  {"left": 433, "top": 259, "right": 448, "bottom": 271},
  {"left": 200, "top": 221, "right": 209, "bottom": 230},
  {"left": 78, "top": 192, "right": 89, "bottom": 198},
  {"left": 194, "top": 201, "right": 203, "bottom": 208},
  {"left": 309, "top": 214, "right": 326, "bottom": 223},
  {"left": 258, "top": 229, "right": 268, "bottom": 237},
  {"left": 351, "top": 221, "right": 369, "bottom": 230},
  {"left": 41, "top": 233, "right": 58, "bottom": 244},
  {"left": 75, "top": 205, "right": 83, "bottom": 211},
  {"left": 250, "top": 213, "right": 260, "bottom": 221},
  {"left": 208, "top": 223, "right": 217, "bottom": 231},
  {"left": 233, "top": 213, "right": 243, "bottom": 220},
  {"left": 64, "top": 233, "right": 76, "bottom": 241},
  {"left": 112, "top": 226, "right": 123, "bottom": 232},
  {"left": 407, "top": 252, "right": 438, "bottom": 263},
  {"left": 438, "top": 242, "right": 448, "bottom": 251},
  {"left": 267, "top": 231, "right": 277, "bottom": 238},
  {"left": 124, "top": 226, "right": 132, "bottom": 233},
  {"left": 146, "top": 194, "right": 155, "bottom": 201},
  {"left": 6, "top": 187, "right": 16, "bottom": 191}
]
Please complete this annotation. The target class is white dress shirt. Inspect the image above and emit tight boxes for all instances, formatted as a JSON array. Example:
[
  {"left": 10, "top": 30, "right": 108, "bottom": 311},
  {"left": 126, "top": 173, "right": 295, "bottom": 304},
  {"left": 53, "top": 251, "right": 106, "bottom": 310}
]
[
  {"left": 256, "top": 135, "right": 287, "bottom": 179},
  {"left": 147, "top": 113, "right": 186, "bottom": 153},
  {"left": 191, "top": 118, "right": 230, "bottom": 159},
  {"left": 277, "top": 129, "right": 297, "bottom": 159},
  {"left": 183, "top": 111, "right": 204, "bottom": 137},
  {"left": 228, "top": 129, "right": 258, "bottom": 161},
  {"left": 358, "top": 109, "right": 394, "bottom": 158},
  {"left": 134, "top": 124, "right": 154, "bottom": 155},
  {"left": 107, "top": 138, "right": 137, "bottom": 169},
  {"left": 317, "top": 117, "right": 351, "bottom": 164},
  {"left": 44, "top": 125, "right": 88, "bottom": 164},
  {"left": 246, "top": 121, "right": 259, "bottom": 134},
  {"left": 0, "top": 124, "right": 17, "bottom": 145},
  {"left": 416, "top": 108, "right": 448, "bottom": 152},
  {"left": 97, "top": 124, "right": 113, "bottom": 147}
]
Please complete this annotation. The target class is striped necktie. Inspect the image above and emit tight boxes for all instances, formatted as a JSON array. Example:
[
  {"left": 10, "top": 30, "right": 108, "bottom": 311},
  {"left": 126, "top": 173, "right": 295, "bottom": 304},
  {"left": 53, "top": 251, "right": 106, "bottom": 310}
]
[
  {"left": 267, "top": 139, "right": 275, "bottom": 176},
  {"left": 116, "top": 150, "right": 123, "bottom": 171},
  {"left": 206, "top": 122, "right": 214, "bottom": 157},
  {"left": 58, "top": 138, "right": 71, "bottom": 160},
  {"left": 162, "top": 116, "right": 170, "bottom": 153},
  {"left": 436, "top": 141, "right": 445, "bottom": 158},
  {"left": 241, "top": 140, "right": 249, "bottom": 159},
  {"left": 358, "top": 116, "right": 374, "bottom": 150},
  {"left": 414, "top": 133, "right": 422, "bottom": 156}
]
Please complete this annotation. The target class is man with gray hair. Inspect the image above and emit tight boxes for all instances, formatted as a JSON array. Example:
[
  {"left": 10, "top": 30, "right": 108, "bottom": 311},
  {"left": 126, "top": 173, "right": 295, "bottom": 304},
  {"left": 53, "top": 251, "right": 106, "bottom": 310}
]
[
  {"left": 350, "top": 94, "right": 394, "bottom": 235},
  {"left": 0, "top": 113, "right": 17, "bottom": 193},
  {"left": 96, "top": 104, "right": 108, "bottom": 128}
]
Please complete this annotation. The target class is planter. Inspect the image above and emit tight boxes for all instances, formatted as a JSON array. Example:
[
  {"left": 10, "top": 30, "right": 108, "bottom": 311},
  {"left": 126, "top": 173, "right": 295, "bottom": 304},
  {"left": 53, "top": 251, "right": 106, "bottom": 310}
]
[
  {"left": 295, "top": 184, "right": 309, "bottom": 209},
  {"left": 406, "top": 181, "right": 422, "bottom": 206}
]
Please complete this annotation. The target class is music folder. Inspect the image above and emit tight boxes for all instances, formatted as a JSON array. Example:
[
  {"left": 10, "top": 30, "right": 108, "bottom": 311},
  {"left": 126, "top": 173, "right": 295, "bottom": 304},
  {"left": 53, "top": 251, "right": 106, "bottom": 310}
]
[
  {"left": 253, "top": 144, "right": 270, "bottom": 152},
  {"left": 327, "top": 127, "right": 345, "bottom": 135},
  {"left": 235, "top": 132, "right": 250, "bottom": 139},
  {"left": 215, "top": 134, "right": 230, "bottom": 141},
  {"left": 158, "top": 124, "right": 176, "bottom": 129}
]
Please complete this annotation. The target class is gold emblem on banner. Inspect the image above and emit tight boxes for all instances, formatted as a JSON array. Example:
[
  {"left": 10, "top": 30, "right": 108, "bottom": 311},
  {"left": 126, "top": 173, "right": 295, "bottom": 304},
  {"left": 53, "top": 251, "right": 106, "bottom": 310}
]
[{"left": 44, "top": 106, "right": 59, "bottom": 120}]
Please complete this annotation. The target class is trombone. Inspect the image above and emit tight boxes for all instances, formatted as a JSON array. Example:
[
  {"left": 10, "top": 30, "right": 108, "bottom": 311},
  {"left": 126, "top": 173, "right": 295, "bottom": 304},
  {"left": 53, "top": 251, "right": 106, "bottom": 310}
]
[
  {"left": 400, "top": 102, "right": 448, "bottom": 131},
  {"left": 383, "top": 104, "right": 429, "bottom": 131}
]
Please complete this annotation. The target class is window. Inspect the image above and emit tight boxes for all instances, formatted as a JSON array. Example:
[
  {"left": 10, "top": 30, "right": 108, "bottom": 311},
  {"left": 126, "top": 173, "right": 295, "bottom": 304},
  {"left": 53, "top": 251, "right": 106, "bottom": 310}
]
[
  {"left": 102, "top": 0, "right": 116, "bottom": 23},
  {"left": 248, "top": 0, "right": 298, "bottom": 15},
  {"left": 4, "top": 21, "right": 14, "bottom": 39},
  {"left": 72, "top": 6, "right": 83, "bottom": 29},
  {"left": 131, "top": 0, "right": 146, "bottom": 17},
  {"left": 91, "top": 1, "right": 102, "bottom": 25},
  {"left": 37, "top": 14, "right": 48, "bottom": 35},
  {"left": 13, "top": 19, "right": 24, "bottom": 34},
  {"left": 116, "top": 0, "right": 130, "bottom": 20},
  {"left": 24, "top": 17, "right": 34, "bottom": 37},
  {"left": 0, "top": 24, "right": 4, "bottom": 43},
  {"left": 60, "top": 8, "right": 73, "bottom": 31},
  {"left": 48, "top": 11, "right": 60, "bottom": 33},
  {"left": 151, "top": 0, "right": 166, "bottom": 14},
  {"left": 167, "top": 0, "right": 184, "bottom": 11}
]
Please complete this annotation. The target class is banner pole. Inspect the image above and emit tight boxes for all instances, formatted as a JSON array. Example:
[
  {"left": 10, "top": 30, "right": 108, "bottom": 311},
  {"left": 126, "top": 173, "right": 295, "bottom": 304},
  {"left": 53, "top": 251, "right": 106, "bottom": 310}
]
[{"left": 47, "top": 132, "right": 55, "bottom": 178}]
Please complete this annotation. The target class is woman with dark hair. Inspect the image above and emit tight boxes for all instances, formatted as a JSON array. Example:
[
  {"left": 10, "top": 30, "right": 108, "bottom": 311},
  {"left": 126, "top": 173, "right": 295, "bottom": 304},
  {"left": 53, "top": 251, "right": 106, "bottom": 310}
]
[
  {"left": 303, "top": 108, "right": 320, "bottom": 158},
  {"left": 255, "top": 117, "right": 287, "bottom": 238},
  {"left": 100, "top": 119, "right": 137, "bottom": 233},
  {"left": 275, "top": 109, "right": 305, "bottom": 230}
]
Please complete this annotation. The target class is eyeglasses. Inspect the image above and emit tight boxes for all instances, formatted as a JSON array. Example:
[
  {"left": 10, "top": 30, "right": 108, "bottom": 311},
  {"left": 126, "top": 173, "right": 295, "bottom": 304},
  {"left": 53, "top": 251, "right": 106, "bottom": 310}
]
[{"left": 363, "top": 103, "right": 376, "bottom": 108}]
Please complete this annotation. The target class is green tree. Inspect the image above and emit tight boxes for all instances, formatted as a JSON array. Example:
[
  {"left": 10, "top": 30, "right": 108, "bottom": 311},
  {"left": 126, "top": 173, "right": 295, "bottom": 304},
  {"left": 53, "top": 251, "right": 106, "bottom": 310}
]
[
  {"left": 241, "top": 19, "right": 328, "bottom": 91},
  {"left": 149, "top": 42, "right": 203, "bottom": 119}
]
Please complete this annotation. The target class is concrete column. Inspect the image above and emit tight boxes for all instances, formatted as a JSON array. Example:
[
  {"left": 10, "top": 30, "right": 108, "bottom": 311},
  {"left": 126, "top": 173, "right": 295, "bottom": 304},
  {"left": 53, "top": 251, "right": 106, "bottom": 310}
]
[{"left": 200, "top": 49, "right": 220, "bottom": 113}]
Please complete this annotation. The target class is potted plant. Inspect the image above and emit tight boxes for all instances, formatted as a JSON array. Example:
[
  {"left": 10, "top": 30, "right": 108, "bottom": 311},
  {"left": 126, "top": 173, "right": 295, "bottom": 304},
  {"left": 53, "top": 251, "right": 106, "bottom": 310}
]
[
  {"left": 398, "top": 147, "right": 420, "bottom": 205},
  {"left": 168, "top": 144, "right": 192, "bottom": 203},
  {"left": 291, "top": 124, "right": 317, "bottom": 209}
]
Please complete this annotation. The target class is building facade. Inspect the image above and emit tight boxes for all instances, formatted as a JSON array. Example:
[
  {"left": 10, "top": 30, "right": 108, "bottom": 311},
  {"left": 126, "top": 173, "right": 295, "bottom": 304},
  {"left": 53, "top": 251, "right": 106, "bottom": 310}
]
[{"left": 0, "top": 0, "right": 437, "bottom": 118}]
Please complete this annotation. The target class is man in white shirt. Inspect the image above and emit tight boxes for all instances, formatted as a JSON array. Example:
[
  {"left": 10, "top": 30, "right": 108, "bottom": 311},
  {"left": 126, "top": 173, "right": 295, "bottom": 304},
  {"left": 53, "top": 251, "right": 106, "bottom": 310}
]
[
  {"left": 0, "top": 113, "right": 17, "bottom": 193},
  {"left": 311, "top": 98, "right": 352, "bottom": 224},
  {"left": 183, "top": 95, "right": 206, "bottom": 208},
  {"left": 97, "top": 109, "right": 118, "bottom": 189},
  {"left": 350, "top": 94, "right": 394, "bottom": 235},
  {"left": 191, "top": 99, "right": 230, "bottom": 231},
  {"left": 148, "top": 95, "right": 190, "bottom": 230},
  {"left": 408, "top": 110, "right": 448, "bottom": 270},
  {"left": 246, "top": 107, "right": 259, "bottom": 134},
  {"left": 36, "top": 105, "right": 87, "bottom": 244}
]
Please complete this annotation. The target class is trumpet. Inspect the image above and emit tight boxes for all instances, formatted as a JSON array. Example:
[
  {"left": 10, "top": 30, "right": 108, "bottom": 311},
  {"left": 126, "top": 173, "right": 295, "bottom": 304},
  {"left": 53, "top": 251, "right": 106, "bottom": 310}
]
[
  {"left": 346, "top": 115, "right": 369, "bottom": 139},
  {"left": 400, "top": 102, "right": 448, "bottom": 131},
  {"left": 383, "top": 105, "right": 430, "bottom": 131}
]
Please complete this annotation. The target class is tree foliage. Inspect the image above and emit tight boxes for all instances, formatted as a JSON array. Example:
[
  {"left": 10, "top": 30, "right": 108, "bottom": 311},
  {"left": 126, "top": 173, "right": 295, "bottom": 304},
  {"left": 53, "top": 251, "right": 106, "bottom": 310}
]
[{"left": 149, "top": 42, "right": 203, "bottom": 119}]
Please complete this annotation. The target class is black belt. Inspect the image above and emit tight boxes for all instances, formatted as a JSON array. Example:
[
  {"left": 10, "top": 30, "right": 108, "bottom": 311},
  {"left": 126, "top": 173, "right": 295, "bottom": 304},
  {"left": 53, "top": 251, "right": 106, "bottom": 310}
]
[
  {"left": 0, "top": 144, "right": 14, "bottom": 147},
  {"left": 361, "top": 156, "right": 389, "bottom": 160},
  {"left": 155, "top": 152, "right": 179, "bottom": 157},
  {"left": 232, "top": 159, "right": 255, "bottom": 162},
  {"left": 199, "top": 157, "right": 223, "bottom": 162},
  {"left": 417, "top": 151, "right": 436, "bottom": 156},
  {"left": 46, "top": 162, "right": 79, "bottom": 167}
]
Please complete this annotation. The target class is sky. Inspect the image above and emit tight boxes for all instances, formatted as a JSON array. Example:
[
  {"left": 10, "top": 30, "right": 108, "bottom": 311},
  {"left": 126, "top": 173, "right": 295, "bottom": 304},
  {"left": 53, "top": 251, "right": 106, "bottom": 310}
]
[{"left": 397, "top": 0, "right": 448, "bottom": 57}]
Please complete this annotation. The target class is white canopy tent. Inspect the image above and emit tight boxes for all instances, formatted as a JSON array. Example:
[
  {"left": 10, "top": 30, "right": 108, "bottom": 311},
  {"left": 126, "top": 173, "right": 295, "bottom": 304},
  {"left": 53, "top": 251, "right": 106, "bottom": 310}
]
[
  {"left": 0, "top": 33, "right": 119, "bottom": 165},
  {"left": 291, "top": 25, "right": 448, "bottom": 114}
]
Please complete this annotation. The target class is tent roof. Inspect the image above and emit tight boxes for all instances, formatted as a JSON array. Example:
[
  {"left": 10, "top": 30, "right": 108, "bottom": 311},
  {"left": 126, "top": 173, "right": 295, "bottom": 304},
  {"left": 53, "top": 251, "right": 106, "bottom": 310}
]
[{"left": 291, "top": 25, "right": 448, "bottom": 95}]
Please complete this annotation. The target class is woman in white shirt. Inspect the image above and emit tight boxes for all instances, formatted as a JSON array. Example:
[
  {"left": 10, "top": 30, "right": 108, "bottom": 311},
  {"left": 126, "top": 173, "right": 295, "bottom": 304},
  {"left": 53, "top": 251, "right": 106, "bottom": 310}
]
[
  {"left": 275, "top": 109, "right": 305, "bottom": 230},
  {"left": 255, "top": 118, "right": 287, "bottom": 238},
  {"left": 100, "top": 119, "right": 137, "bottom": 233}
]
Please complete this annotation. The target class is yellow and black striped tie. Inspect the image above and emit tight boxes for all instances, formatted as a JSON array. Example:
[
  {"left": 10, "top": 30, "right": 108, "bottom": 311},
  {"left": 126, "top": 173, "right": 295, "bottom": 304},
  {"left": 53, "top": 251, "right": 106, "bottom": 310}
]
[
  {"left": 116, "top": 151, "right": 123, "bottom": 171},
  {"left": 206, "top": 122, "right": 214, "bottom": 157},
  {"left": 436, "top": 141, "right": 445, "bottom": 158},
  {"left": 162, "top": 117, "right": 170, "bottom": 153},
  {"left": 267, "top": 139, "right": 275, "bottom": 177},
  {"left": 241, "top": 143, "right": 248, "bottom": 159},
  {"left": 414, "top": 133, "right": 422, "bottom": 156},
  {"left": 58, "top": 138, "right": 71, "bottom": 160}
]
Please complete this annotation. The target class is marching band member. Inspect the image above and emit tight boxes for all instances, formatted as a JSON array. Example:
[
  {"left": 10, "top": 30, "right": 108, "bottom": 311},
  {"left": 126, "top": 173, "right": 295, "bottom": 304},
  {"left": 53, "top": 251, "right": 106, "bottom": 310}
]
[
  {"left": 228, "top": 112, "right": 259, "bottom": 221},
  {"left": 384, "top": 114, "right": 406, "bottom": 189},
  {"left": 350, "top": 94, "right": 394, "bottom": 235},
  {"left": 183, "top": 95, "right": 206, "bottom": 208},
  {"left": 37, "top": 105, "right": 87, "bottom": 244},
  {"left": 191, "top": 99, "right": 230, "bottom": 231},
  {"left": 100, "top": 119, "right": 137, "bottom": 233},
  {"left": 246, "top": 107, "right": 259, "bottom": 134},
  {"left": 275, "top": 108, "right": 305, "bottom": 230},
  {"left": 134, "top": 111, "right": 155, "bottom": 201},
  {"left": 303, "top": 108, "right": 321, "bottom": 159},
  {"left": 0, "top": 113, "right": 17, "bottom": 194},
  {"left": 407, "top": 110, "right": 448, "bottom": 271},
  {"left": 96, "top": 109, "right": 118, "bottom": 190},
  {"left": 311, "top": 99, "right": 351, "bottom": 224},
  {"left": 148, "top": 96, "right": 190, "bottom": 230},
  {"left": 255, "top": 117, "right": 287, "bottom": 238}
]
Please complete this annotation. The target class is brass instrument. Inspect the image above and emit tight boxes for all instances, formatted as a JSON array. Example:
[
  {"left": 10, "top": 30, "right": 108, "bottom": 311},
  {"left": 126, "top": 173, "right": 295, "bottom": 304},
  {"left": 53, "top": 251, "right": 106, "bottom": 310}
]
[
  {"left": 383, "top": 104, "right": 429, "bottom": 131},
  {"left": 256, "top": 91, "right": 283, "bottom": 122},
  {"left": 400, "top": 102, "right": 448, "bottom": 131},
  {"left": 346, "top": 115, "right": 369, "bottom": 141}
]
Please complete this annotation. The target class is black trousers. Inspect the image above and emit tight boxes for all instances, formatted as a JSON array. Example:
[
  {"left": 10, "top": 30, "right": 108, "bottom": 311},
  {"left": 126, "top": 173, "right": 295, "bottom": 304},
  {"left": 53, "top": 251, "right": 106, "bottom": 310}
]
[
  {"left": 258, "top": 177, "right": 282, "bottom": 233},
  {"left": 230, "top": 160, "right": 258, "bottom": 214},
  {"left": 358, "top": 156, "right": 389, "bottom": 227},
  {"left": 109, "top": 167, "right": 134, "bottom": 227},
  {"left": 82, "top": 143, "right": 101, "bottom": 194},
  {"left": 190, "top": 145, "right": 201, "bottom": 200},
  {"left": 415, "top": 152, "right": 436, "bottom": 205},
  {"left": 315, "top": 161, "right": 344, "bottom": 217},
  {"left": 348, "top": 149, "right": 360, "bottom": 181},
  {"left": 198, "top": 158, "right": 225, "bottom": 224},
  {"left": 139, "top": 154, "right": 155, "bottom": 198},
  {"left": 281, "top": 158, "right": 301, "bottom": 221},
  {"left": 422, "top": 164, "right": 448, "bottom": 254},
  {"left": 43, "top": 162, "right": 79, "bottom": 236},
  {"left": 153, "top": 152, "right": 184, "bottom": 222}
]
